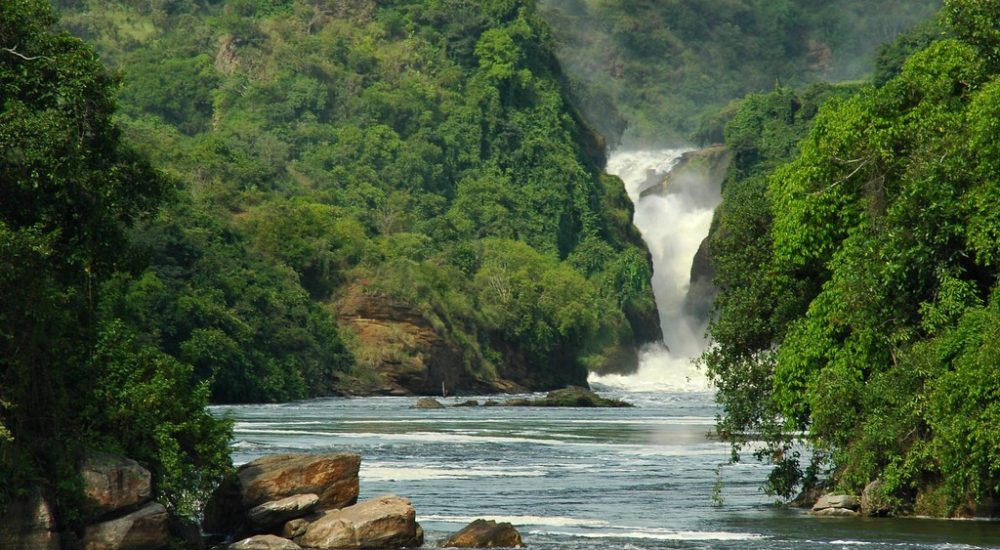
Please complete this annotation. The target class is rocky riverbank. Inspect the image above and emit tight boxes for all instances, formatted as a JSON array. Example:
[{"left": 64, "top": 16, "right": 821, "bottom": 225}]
[
  {"left": 204, "top": 452, "right": 523, "bottom": 550},
  {"left": 0, "top": 450, "right": 525, "bottom": 550}
]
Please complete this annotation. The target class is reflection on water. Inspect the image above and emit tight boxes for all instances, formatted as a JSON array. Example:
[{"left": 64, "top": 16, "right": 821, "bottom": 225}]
[{"left": 215, "top": 391, "right": 999, "bottom": 549}]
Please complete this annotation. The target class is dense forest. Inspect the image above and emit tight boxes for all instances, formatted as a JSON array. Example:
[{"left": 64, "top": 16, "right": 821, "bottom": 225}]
[
  {"left": 704, "top": 0, "right": 1000, "bottom": 517},
  {"left": 1, "top": 0, "right": 661, "bottom": 528},
  {"left": 540, "top": 0, "right": 941, "bottom": 144},
  {"left": 3, "top": 0, "right": 997, "bottom": 541},
  {"left": 46, "top": 0, "right": 664, "bottom": 404}
]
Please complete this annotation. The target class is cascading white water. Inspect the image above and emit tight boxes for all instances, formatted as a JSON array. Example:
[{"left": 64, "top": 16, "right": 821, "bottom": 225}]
[{"left": 589, "top": 149, "right": 721, "bottom": 392}]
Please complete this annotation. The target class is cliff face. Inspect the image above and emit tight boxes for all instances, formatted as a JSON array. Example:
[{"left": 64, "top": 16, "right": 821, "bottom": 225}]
[
  {"left": 337, "top": 282, "right": 519, "bottom": 396},
  {"left": 336, "top": 278, "right": 604, "bottom": 395}
]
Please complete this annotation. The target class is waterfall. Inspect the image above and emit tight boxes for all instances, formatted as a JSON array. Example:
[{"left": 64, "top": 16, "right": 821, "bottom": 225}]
[{"left": 589, "top": 149, "right": 722, "bottom": 392}]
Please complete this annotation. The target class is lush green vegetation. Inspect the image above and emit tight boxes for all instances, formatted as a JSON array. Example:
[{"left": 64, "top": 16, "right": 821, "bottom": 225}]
[
  {"left": 539, "top": 0, "right": 941, "bottom": 144},
  {"left": 2, "top": 0, "right": 659, "bottom": 528},
  {"left": 0, "top": 0, "right": 231, "bottom": 523},
  {"left": 705, "top": 0, "right": 1000, "bottom": 516},
  {"left": 45, "top": 0, "right": 659, "bottom": 403}
]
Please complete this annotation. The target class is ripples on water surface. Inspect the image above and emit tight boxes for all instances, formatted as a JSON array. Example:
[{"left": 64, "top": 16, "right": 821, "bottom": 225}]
[{"left": 215, "top": 389, "right": 998, "bottom": 549}]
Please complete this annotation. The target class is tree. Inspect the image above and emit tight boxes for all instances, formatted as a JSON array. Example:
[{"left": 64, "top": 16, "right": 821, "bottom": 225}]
[{"left": 0, "top": 0, "right": 229, "bottom": 522}]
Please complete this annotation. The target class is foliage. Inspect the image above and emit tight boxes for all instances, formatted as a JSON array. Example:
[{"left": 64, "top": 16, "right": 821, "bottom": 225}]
[
  {"left": 0, "top": 0, "right": 230, "bottom": 523},
  {"left": 49, "top": 0, "right": 659, "bottom": 400},
  {"left": 705, "top": 3, "right": 1000, "bottom": 514},
  {"left": 539, "top": 0, "right": 941, "bottom": 145}
]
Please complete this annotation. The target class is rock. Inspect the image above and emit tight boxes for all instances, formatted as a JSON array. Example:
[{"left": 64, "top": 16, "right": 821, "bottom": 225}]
[
  {"left": 295, "top": 495, "right": 423, "bottom": 549},
  {"left": 247, "top": 494, "right": 320, "bottom": 531},
  {"left": 338, "top": 281, "right": 506, "bottom": 396},
  {"left": 81, "top": 452, "right": 152, "bottom": 516},
  {"left": 439, "top": 519, "right": 524, "bottom": 548},
  {"left": 503, "top": 387, "right": 631, "bottom": 408},
  {"left": 203, "top": 474, "right": 246, "bottom": 537},
  {"left": 282, "top": 518, "right": 309, "bottom": 539},
  {"left": 169, "top": 516, "right": 205, "bottom": 550},
  {"left": 238, "top": 453, "right": 360, "bottom": 511},
  {"left": 0, "top": 488, "right": 61, "bottom": 550},
  {"left": 229, "top": 534, "right": 302, "bottom": 550},
  {"left": 811, "top": 507, "right": 860, "bottom": 517},
  {"left": 790, "top": 485, "right": 824, "bottom": 508},
  {"left": 82, "top": 501, "right": 170, "bottom": 550},
  {"left": 861, "top": 480, "right": 893, "bottom": 517},
  {"left": 483, "top": 400, "right": 500, "bottom": 407},
  {"left": 414, "top": 397, "right": 445, "bottom": 409},
  {"left": 453, "top": 400, "right": 479, "bottom": 407},
  {"left": 812, "top": 494, "right": 860, "bottom": 512}
]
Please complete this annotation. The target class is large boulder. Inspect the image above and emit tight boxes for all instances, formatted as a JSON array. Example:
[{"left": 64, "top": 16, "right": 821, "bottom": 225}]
[
  {"left": 81, "top": 452, "right": 152, "bottom": 516},
  {"left": 82, "top": 501, "right": 170, "bottom": 550},
  {"left": 247, "top": 494, "right": 320, "bottom": 532},
  {"left": 812, "top": 494, "right": 860, "bottom": 512},
  {"left": 439, "top": 519, "right": 524, "bottom": 548},
  {"left": 295, "top": 495, "right": 423, "bottom": 549},
  {"left": 203, "top": 474, "right": 246, "bottom": 538},
  {"left": 238, "top": 453, "right": 361, "bottom": 511},
  {"left": 0, "top": 488, "right": 61, "bottom": 550},
  {"left": 811, "top": 494, "right": 861, "bottom": 517},
  {"left": 229, "top": 534, "right": 302, "bottom": 550}
]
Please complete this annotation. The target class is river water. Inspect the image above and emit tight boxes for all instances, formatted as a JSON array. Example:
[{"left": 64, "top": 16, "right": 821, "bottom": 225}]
[
  {"left": 218, "top": 390, "right": 998, "bottom": 549},
  {"left": 215, "top": 150, "right": 997, "bottom": 548}
]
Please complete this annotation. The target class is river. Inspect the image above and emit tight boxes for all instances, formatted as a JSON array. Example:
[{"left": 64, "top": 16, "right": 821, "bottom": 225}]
[
  {"left": 218, "top": 390, "right": 998, "bottom": 549},
  {"left": 215, "top": 150, "right": 997, "bottom": 548}
]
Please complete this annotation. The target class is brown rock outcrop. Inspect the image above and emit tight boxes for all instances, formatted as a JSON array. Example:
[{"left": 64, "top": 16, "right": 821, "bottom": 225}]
[
  {"left": 247, "top": 493, "right": 320, "bottom": 532},
  {"left": 439, "top": 519, "right": 524, "bottom": 548},
  {"left": 811, "top": 493, "right": 861, "bottom": 517},
  {"left": 294, "top": 495, "right": 423, "bottom": 549},
  {"left": 82, "top": 501, "right": 170, "bottom": 550},
  {"left": 238, "top": 453, "right": 361, "bottom": 511},
  {"left": 81, "top": 452, "right": 152, "bottom": 517},
  {"left": 338, "top": 281, "right": 511, "bottom": 396}
]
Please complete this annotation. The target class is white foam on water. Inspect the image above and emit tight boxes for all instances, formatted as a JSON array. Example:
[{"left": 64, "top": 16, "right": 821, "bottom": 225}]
[
  {"left": 421, "top": 515, "right": 611, "bottom": 528},
  {"left": 362, "top": 466, "right": 547, "bottom": 481},
  {"left": 232, "top": 429, "right": 576, "bottom": 447},
  {"left": 532, "top": 528, "right": 767, "bottom": 541}
]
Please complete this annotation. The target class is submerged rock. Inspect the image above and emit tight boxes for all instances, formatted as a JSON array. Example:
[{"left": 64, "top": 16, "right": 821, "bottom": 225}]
[
  {"left": 439, "top": 519, "right": 524, "bottom": 548},
  {"left": 295, "top": 495, "right": 423, "bottom": 549},
  {"left": 504, "top": 387, "right": 631, "bottom": 408},
  {"left": 453, "top": 400, "right": 480, "bottom": 407},
  {"left": 811, "top": 507, "right": 860, "bottom": 517},
  {"left": 414, "top": 397, "right": 445, "bottom": 409}
]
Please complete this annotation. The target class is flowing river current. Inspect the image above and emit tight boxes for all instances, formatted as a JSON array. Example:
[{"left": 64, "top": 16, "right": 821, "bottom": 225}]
[
  {"left": 215, "top": 151, "right": 998, "bottom": 549},
  {"left": 219, "top": 390, "right": 998, "bottom": 549}
]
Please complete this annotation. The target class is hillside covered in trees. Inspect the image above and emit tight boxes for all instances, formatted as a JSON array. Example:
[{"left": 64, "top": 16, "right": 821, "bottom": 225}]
[
  {"left": 51, "top": 0, "right": 663, "bottom": 402},
  {"left": 540, "top": 0, "right": 941, "bottom": 144},
  {"left": 1, "top": 0, "right": 664, "bottom": 531},
  {"left": 704, "top": 0, "right": 1000, "bottom": 517}
]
